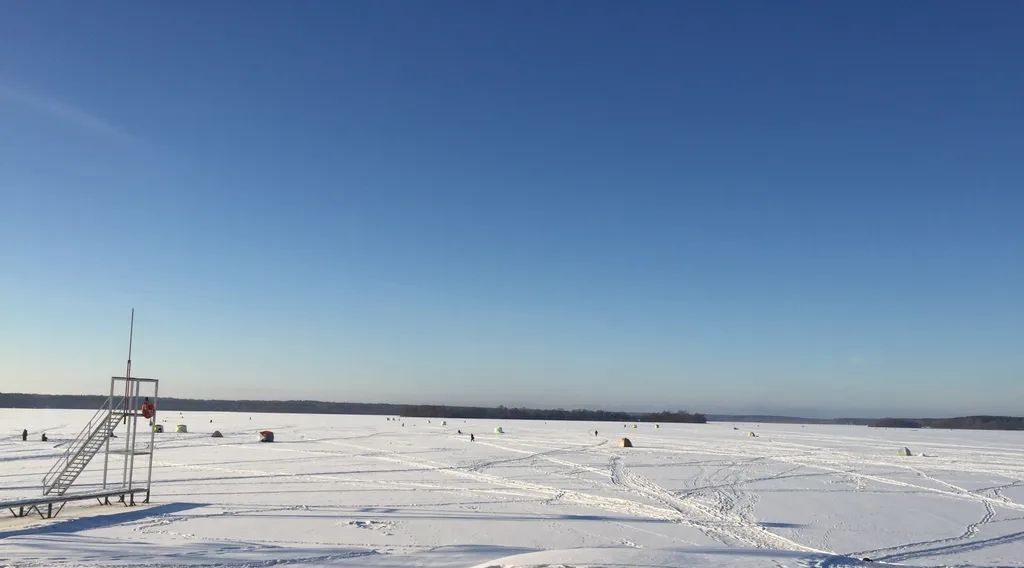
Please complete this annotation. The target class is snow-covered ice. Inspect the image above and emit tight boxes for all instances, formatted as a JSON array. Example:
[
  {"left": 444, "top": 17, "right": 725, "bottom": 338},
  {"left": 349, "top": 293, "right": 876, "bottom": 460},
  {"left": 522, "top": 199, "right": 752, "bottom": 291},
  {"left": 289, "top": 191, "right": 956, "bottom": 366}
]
[{"left": 2, "top": 409, "right": 1023, "bottom": 567}]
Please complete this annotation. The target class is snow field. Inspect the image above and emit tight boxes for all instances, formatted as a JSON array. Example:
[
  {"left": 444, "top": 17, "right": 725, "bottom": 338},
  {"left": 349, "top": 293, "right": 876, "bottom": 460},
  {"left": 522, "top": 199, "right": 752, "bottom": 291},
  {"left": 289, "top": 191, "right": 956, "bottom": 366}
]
[{"left": 2, "top": 409, "right": 1023, "bottom": 567}]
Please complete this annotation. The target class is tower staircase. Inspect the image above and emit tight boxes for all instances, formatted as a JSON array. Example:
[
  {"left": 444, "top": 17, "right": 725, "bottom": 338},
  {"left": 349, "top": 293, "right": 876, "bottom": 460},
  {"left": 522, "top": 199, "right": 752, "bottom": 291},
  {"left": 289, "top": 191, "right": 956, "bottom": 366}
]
[{"left": 43, "top": 398, "right": 125, "bottom": 495}]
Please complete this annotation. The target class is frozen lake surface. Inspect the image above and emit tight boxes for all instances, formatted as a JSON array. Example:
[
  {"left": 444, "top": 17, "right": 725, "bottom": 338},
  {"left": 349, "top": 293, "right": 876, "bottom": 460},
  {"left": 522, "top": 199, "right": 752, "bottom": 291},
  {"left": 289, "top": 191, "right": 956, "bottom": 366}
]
[{"left": 2, "top": 409, "right": 1023, "bottom": 567}]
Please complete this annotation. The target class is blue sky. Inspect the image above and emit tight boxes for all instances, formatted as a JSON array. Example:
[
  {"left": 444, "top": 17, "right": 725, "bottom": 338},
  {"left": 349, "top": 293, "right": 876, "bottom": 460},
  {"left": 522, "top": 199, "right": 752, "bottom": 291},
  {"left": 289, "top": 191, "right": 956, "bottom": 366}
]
[{"left": 1, "top": 2, "right": 1021, "bottom": 417}]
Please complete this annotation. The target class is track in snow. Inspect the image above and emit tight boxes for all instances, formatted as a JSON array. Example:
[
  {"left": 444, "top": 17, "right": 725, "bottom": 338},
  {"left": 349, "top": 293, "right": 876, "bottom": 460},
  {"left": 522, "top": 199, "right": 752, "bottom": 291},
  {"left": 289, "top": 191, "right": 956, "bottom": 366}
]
[{"left": 609, "top": 455, "right": 830, "bottom": 554}]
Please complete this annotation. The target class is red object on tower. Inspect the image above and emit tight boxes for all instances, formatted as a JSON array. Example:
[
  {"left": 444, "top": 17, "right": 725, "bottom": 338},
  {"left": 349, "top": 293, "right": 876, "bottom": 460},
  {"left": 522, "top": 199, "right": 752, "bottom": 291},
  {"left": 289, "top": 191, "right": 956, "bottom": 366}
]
[{"left": 141, "top": 399, "right": 156, "bottom": 419}]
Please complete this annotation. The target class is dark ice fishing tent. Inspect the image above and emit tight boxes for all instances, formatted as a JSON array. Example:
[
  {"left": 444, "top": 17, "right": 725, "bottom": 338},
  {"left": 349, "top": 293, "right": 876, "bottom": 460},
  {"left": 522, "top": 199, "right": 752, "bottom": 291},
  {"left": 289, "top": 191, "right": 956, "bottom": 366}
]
[
  {"left": 211, "top": 430, "right": 223, "bottom": 438},
  {"left": 618, "top": 437, "right": 633, "bottom": 448},
  {"left": 175, "top": 424, "right": 188, "bottom": 433},
  {"left": 259, "top": 430, "right": 274, "bottom": 442},
  {"left": 152, "top": 424, "right": 164, "bottom": 433},
  {"left": 897, "top": 447, "right": 912, "bottom": 456}
]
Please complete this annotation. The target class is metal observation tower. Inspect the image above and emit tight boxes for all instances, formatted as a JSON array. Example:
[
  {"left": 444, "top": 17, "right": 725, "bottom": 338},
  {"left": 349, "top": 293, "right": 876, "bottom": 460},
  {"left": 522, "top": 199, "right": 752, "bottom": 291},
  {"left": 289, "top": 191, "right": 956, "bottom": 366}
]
[
  {"left": 42, "top": 375, "right": 160, "bottom": 504},
  {"left": 4, "top": 310, "right": 161, "bottom": 519}
]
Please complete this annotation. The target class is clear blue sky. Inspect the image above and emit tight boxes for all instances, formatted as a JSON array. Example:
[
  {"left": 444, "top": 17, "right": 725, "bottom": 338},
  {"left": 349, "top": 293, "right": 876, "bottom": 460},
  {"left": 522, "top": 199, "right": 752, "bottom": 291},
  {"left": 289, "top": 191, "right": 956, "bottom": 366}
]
[{"left": 2, "top": 2, "right": 1021, "bottom": 418}]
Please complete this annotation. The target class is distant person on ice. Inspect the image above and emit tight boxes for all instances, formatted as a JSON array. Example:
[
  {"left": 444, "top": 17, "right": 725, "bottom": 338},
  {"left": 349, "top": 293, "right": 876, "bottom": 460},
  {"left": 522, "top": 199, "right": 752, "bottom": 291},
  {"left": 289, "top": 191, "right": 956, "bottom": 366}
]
[
  {"left": 41, "top": 433, "right": 48, "bottom": 442},
  {"left": 470, "top": 433, "right": 475, "bottom": 442},
  {"left": 22, "top": 429, "right": 28, "bottom": 441}
]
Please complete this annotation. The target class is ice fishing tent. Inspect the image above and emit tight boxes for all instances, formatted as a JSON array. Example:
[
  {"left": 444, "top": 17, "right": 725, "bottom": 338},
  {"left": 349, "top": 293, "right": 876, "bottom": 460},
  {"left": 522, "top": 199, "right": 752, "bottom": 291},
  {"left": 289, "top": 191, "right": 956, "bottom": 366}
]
[
  {"left": 152, "top": 424, "right": 164, "bottom": 433},
  {"left": 897, "top": 447, "right": 912, "bottom": 456},
  {"left": 259, "top": 430, "right": 274, "bottom": 442},
  {"left": 747, "top": 431, "right": 757, "bottom": 437},
  {"left": 618, "top": 437, "right": 633, "bottom": 448},
  {"left": 175, "top": 424, "right": 188, "bottom": 433},
  {"left": 494, "top": 426, "right": 504, "bottom": 434},
  {"left": 211, "top": 430, "right": 223, "bottom": 438}
]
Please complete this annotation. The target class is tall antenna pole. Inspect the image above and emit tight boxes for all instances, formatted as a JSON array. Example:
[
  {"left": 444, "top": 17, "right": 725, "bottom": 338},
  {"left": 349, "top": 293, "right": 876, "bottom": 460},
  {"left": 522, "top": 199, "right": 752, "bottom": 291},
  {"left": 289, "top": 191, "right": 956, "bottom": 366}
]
[{"left": 124, "top": 308, "right": 134, "bottom": 423}]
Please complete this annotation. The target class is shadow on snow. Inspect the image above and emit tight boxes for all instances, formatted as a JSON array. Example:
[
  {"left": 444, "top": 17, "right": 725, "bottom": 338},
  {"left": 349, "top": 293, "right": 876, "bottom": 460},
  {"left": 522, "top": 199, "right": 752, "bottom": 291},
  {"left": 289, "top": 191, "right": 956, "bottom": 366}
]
[{"left": 0, "top": 501, "right": 205, "bottom": 539}]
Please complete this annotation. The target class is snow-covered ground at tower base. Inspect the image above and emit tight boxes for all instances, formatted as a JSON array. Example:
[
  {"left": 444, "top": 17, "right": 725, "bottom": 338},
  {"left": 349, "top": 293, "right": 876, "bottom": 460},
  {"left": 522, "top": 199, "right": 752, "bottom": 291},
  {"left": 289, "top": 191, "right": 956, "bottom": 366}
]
[{"left": 2, "top": 410, "right": 1023, "bottom": 567}]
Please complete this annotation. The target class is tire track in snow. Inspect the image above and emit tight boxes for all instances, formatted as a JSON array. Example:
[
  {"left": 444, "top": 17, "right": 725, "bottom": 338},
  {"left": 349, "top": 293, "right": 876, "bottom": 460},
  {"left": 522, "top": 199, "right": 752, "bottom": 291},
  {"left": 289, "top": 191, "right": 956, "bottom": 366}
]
[
  {"left": 154, "top": 457, "right": 526, "bottom": 498},
  {"left": 853, "top": 489, "right": 998, "bottom": 561},
  {"left": 609, "top": 456, "right": 830, "bottom": 554},
  {"left": 469, "top": 438, "right": 611, "bottom": 478},
  {"left": 315, "top": 439, "right": 685, "bottom": 524},
  {"left": 220, "top": 439, "right": 687, "bottom": 528},
  {"left": 633, "top": 436, "right": 1024, "bottom": 490},
  {"left": 773, "top": 455, "right": 1024, "bottom": 513}
]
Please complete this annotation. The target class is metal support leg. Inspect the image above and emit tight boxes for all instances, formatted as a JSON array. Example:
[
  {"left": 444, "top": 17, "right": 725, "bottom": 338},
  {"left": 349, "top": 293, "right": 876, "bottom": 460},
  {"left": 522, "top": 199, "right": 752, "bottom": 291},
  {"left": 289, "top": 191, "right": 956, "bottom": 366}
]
[
  {"left": 102, "top": 379, "right": 114, "bottom": 492},
  {"left": 145, "top": 380, "right": 158, "bottom": 504}
]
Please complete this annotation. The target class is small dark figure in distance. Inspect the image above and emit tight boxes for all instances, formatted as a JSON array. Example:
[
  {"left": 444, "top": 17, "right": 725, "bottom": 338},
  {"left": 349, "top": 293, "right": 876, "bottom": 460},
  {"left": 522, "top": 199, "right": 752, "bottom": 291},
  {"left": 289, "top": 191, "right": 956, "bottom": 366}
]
[
  {"left": 41, "top": 433, "right": 48, "bottom": 442},
  {"left": 594, "top": 430, "right": 598, "bottom": 436},
  {"left": 457, "top": 429, "right": 462, "bottom": 435},
  {"left": 470, "top": 433, "right": 475, "bottom": 442},
  {"left": 22, "top": 429, "right": 28, "bottom": 441}
]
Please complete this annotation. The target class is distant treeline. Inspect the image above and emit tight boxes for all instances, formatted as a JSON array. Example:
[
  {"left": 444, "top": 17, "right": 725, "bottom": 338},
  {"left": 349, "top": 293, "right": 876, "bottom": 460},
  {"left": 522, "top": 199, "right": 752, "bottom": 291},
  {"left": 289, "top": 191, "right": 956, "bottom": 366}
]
[
  {"left": 870, "top": 416, "right": 1024, "bottom": 430},
  {"left": 0, "top": 393, "right": 705, "bottom": 424},
  {"left": 642, "top": 410, "right": 708, "bottom": 423},
  {"left": 402, "top": 405, "right": 706, "bottom": 423},
  {"left": 708, "top": 415, "right": 873, "bottom": 425},
  {"left": 0, "top": 393, "right": 402, "bottom": 415}
]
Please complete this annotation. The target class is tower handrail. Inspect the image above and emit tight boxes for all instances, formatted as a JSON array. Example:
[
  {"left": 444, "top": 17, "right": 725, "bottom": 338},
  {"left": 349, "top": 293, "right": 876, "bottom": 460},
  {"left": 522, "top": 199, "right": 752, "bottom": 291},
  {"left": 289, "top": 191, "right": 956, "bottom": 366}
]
[{"left": 42, "top": 396, "right": 116, "bottom": 489}]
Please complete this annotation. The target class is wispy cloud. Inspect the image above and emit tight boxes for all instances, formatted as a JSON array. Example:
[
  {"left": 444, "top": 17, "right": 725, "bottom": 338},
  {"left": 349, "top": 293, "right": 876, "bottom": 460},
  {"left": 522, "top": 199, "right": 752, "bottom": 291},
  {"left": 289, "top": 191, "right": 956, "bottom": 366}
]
[{"left": 0, "top": 82, "right": 130, "bottom": 141}]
